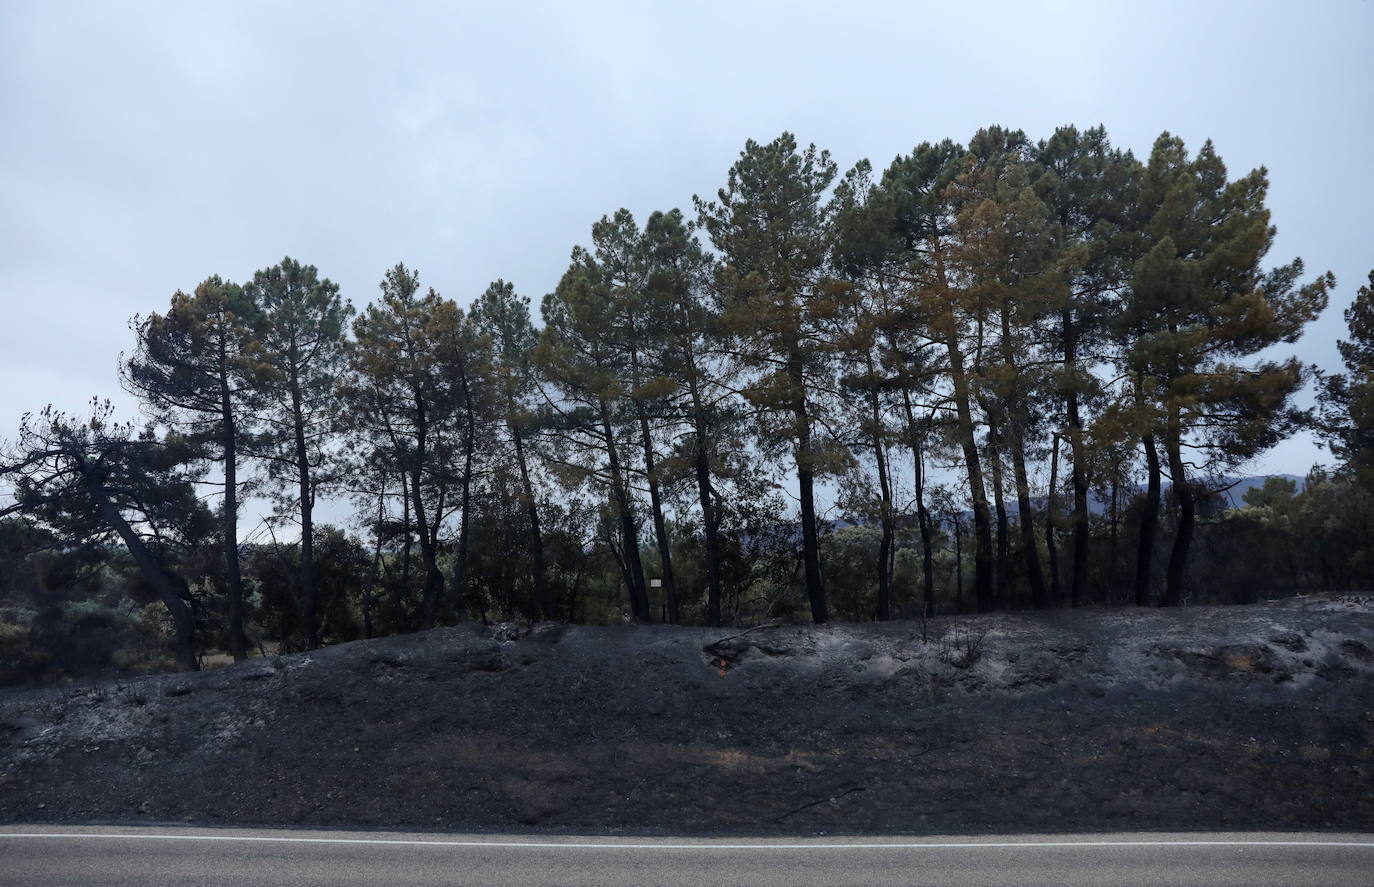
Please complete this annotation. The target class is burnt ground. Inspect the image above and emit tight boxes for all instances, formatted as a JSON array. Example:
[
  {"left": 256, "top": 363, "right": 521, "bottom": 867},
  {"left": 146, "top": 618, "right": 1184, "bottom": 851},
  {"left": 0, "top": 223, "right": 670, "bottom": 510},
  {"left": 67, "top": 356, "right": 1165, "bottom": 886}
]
[{"left": 1, "top": 595, "right": 1372, "bottom": 836}]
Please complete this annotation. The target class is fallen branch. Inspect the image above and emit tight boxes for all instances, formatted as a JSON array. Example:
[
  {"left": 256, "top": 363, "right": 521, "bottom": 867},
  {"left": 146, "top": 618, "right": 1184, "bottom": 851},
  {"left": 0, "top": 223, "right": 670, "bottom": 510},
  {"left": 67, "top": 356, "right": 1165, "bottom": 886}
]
[
  {"left": 773, "top": 785, "right": 866, "bottom": 822},
  {"left": 706, "top": 622, "right": 782, "bottom": 648}
]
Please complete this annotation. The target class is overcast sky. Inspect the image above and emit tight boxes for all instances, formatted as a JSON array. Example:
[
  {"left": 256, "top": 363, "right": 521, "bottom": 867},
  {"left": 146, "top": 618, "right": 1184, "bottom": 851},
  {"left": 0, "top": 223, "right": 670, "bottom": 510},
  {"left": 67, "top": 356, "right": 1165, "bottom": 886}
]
[{"left": 3, "top": 0, "right": 1371, "bottom": 501}]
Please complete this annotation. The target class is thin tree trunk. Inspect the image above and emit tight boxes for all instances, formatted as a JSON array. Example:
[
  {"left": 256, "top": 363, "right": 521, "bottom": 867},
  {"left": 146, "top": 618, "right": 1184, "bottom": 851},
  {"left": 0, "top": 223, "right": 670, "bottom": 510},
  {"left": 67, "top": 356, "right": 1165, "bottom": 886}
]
[
  {"left": 413, "top": 400, "right": 444, "bottom": 631},
  {"left": 413, "top": 460, "right": 443, "bottom": 630},
  {"left": 288, "top": 375, "right": 318, "bottom": 650},
  {"left": 396, "top": 470, "right": 412, "bottom": 628},
  {"left": 869, "top": 381, "right": 894, "bottom": 621},
  {"left": 952, "top": 512, "right": 964, "bottom": 614},
  {"left": 601, "top": 400, "right": 650, "bottom": 623},
  {"left": 1161, "top": 421, "right": 1194, "bottom": 608},
  {"left": 797, "top": 459, "right": 827, "bottom": 623},
  {"left": 1135, "top": 433, "right": 1162, "bottom": 607},
  {"left": 1009, "top": 436, "right": 1046, "bottom": 610},
  {"left": 1047, "top": 433, "right": 1062, "bottom": 605},
  {"left": 915, "top": 454, "right": 935, "bottom": 618},
  {"left": 449, "top": 370, "right": 477, "bottom": 624},
  {"left": 985, "top": 409, "right": 1012, "bottom": 609},
  {"left": 219, "top": 367, "right": 247, "bottom": 662},
  {"left": 1108, "top": 466, "right": 1120, "bottom": 605},
  {"left": 900, "top": 391, "right": 935, "bottom": 618},
  {"left": 791, "top": 355, "right": 828, "bottom": 624},
  {"left": 513, "top": 427, "right": 551, "bottom": 620},
  {"left": 998, "top": 309, "right": 1046, "bottom": 610},
  {"left": 680, "top": 355, "right": 724, "bottom": 627},
  {"left": 693, "top": 419, "right": 725, "bottom": 628},
  {"left": 637, "top": 408, "right": 679, "bottom": 623},
  {"left": 933, "top": 234, "right": 993, "bottom": 612},
  {"left": 367, "top": 472, "right": 385, "bottom": 640},
  {"left": 1063, "top": 308, "right": 1091, "bottom": 611},
  {"left": 943, "top": 325, "right": 994, "bottom": 613},
  {"left": 623, "top": 335, "right": 680, "bottom": 624}
]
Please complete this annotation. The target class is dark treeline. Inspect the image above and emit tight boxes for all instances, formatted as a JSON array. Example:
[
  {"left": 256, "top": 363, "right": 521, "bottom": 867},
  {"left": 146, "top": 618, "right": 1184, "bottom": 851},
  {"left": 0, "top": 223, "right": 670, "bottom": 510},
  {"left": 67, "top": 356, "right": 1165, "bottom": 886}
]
[{"left": 2, "top": 124, "right": 1370, "bottom": 679}]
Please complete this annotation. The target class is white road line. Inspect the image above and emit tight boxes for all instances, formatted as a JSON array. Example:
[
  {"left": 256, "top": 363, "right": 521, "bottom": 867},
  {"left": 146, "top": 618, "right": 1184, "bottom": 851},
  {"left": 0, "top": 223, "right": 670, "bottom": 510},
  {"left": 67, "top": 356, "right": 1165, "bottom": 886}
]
[{"left": 1, "top": 834, "right": 1372, "bottom": 850}]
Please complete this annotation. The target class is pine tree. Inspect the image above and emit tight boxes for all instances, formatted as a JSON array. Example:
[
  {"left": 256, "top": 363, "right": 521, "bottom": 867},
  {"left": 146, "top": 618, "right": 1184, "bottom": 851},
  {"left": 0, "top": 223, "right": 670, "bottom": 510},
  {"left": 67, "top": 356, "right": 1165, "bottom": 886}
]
[
  {"left": 124, "top": 276, "right": 260, "bottom": 660},
  {"left": 1318, "top": 270, "right": 1374, "bottom": 473},
  {"left": 829, "top": 159, "right": 903, "bottom": 620},
  {"left": 587, "top": 210, "right": 682, "bottom": 622},
  {"left": 537, "top": 250, "right": 651, "bottom": 623},
  {"left": 436, "top": 300, "right": 491, "bottom": 626},
  {"left": 1033, "top": 125, "right": 1139, "bottom": 606},
  {"left": 245, "top": 258, "right": 352, "bottom": 649},
  {"left": 1120, "top": 134, "right": 1332, "bottom": 606},
  {"left": 948, "top": 126, "right": 1058, "bottom": 609},
  {"left": 881, "top": 138, "right": 1000, "bottom": 613},
  {"left": 696, "top": 133, "right": 840, "bottom": 624},
  {"left": 343, "top": 264, "right": 460, "bottom": 631},
  {"left": 472, "top": 280, "right": 555, "bottom": 621},
  {"left": 640, "top": 209, "right": 733, "bottom": 626}
]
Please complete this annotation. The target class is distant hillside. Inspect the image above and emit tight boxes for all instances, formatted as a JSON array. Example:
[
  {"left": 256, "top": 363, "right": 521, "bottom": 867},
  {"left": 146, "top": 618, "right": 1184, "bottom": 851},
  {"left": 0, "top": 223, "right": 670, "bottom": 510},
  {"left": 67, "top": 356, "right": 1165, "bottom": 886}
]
[
  {"left": 1208, "top": 474, "right": 1306, "bottom": 509},
  {"left": 1080, "top": 473, "right": 1306, "bottom": 516},
  {"left": 874, "top": 474, "right": 1310, "bottom": 529}
]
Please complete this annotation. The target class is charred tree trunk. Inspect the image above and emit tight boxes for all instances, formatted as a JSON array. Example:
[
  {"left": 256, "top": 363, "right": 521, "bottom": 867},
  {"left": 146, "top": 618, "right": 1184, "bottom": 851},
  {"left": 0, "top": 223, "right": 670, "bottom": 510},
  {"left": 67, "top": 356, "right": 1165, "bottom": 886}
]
[
  {"left": 513, "top": 427, "right": 552, "bottom": 621},
  {"left": 791, "top": 356, "right": 828, "bottom": 624},
  {"left": 412, "top": 462, "right": 444, "bottom": 630},
  {"left": 396, "top": 470, "right": 413, "bottom": 628},
  {"left": 625, "top": 338, "right": 679, "bottom": 624},
  {"left": 1161, "top": 420, "right": 1194, "bottom": 608},
  {"left": 80, "top": 462, "right": 197, "bottom": 671},
  {"left": 449, "top": 369, "right": 477, "bottom": 624},
  {"left": 636, "top": 407, "right": 679, "bottom": 624},
  {"left": 869, "top": 381, "right": 894, "bottom": 621},
  {"left": 218, "top": 368, "right": 247, "bottom": 662},
  {"left": 999, "top": 310, "right": 1046, "bottom": 610},
  {"left": 681, "top": 358, "right": 724, "bottom": 627},
  {"left": 943, "top": 326, "right": 994, "bottom": 612},
  {"left": 1009, "top": 436, "right": 1046, "bottom": 610},
  {"left": 932, "top": 242, "right": 993, "bottom": 611},
  {"left": 985, "top": 409, "right": 1012, "bottom": 609},
  {"left": 1047, "top": 433, "right": 1062, "bottom": 605},
  {"left": 1135, "top": 433, "right": 1162, "bottom": 607},
  {"left": 900, "top": 391, "right": 936, "bottom": 618},
  {"left": 366, "top": 474, "right": 385, "bottom": 640},
  {"left": 288, "top": 374, "right": 318, "bottom": 650},
  {"left": 693, "top": 422, "right": 725, "bottom": 628},
  {"left": 952, "top": 511, "right": 965, "bottom": 614},
  {"left": 413, "top": 400, "right": 445, "bottom": 631},
  {"left": 1062, "top": 309, "right": 1091, "bottom": 611},
  {"left": 1108, "top": 466, "right": 1121, "bottom": 605},
  {"left": 601, "top": 401, "right": 650, "bottom": 623},
  {"left": 1011, "top": 436, "right": 1049, "bottom": 612}
]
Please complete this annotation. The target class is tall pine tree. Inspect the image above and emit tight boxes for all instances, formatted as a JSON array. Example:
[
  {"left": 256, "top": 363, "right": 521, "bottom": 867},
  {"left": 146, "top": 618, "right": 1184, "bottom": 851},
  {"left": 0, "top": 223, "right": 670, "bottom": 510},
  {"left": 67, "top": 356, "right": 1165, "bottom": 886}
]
[
  {"left": 1120, "top": 134, "right": 1331, "bottom": 606},
  {"left": 124, "top": 276, "right": 261, "bottom": 660},
  {"left": 696, "top": 133, "right": 840, "bottom": 624}
]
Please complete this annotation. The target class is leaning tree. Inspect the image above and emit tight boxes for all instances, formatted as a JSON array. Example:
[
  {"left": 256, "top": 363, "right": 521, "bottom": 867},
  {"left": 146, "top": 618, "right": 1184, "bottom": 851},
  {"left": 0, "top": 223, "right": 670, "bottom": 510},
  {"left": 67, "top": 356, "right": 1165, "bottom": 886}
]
[{"left": 2, "top": 402, "right": 213, "bottom": 670}]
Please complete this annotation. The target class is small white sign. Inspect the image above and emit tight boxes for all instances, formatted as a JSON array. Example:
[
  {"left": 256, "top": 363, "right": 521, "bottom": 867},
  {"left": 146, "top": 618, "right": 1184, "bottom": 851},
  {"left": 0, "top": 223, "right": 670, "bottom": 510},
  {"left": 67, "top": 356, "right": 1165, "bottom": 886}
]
[{"left": 650, "top": 578, "right": 662, "bottom": 588}]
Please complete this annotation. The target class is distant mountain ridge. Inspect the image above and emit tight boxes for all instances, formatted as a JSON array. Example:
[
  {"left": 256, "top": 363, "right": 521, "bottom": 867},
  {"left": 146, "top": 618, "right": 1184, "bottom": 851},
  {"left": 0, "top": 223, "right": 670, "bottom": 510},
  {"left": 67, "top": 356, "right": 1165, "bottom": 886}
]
[
  {"left": 1205, "top": 474, "right": 1306, "bottom": 510},
  {"left": 825, "top": 475, "right": 1311, "bottom": 534},
  {"left": 1082, "top": 473, "right": 1306, "bottom": 516}
]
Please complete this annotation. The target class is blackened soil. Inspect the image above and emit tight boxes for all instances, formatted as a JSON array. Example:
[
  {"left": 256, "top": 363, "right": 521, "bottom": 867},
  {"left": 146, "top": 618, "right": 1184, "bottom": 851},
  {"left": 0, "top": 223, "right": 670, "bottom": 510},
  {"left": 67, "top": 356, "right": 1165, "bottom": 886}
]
[{"left": 1, "top": 596, "right": 1371, "bottom": 835}]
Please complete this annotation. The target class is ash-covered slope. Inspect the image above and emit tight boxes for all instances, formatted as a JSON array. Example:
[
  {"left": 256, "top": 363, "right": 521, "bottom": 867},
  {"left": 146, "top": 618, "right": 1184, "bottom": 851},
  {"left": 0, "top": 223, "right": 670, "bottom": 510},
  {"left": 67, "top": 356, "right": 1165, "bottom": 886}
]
[{"left": 2, "top": 596, "right": 1371, "bottom": 834}]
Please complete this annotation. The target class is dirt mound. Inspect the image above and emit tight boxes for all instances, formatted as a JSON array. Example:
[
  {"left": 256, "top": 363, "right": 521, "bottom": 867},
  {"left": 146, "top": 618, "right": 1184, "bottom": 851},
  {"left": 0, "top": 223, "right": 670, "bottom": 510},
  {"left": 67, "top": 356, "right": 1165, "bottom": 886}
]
[{"left": 1, "top": 597, "right": 1372, "bottom": 835}]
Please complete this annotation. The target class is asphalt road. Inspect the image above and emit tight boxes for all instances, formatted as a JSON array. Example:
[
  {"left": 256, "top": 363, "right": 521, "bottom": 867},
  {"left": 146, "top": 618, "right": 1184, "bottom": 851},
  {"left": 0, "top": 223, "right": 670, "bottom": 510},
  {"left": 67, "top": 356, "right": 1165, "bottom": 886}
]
[{"left": 1, "top": 826, "right": 1371, "bottom": 886}]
